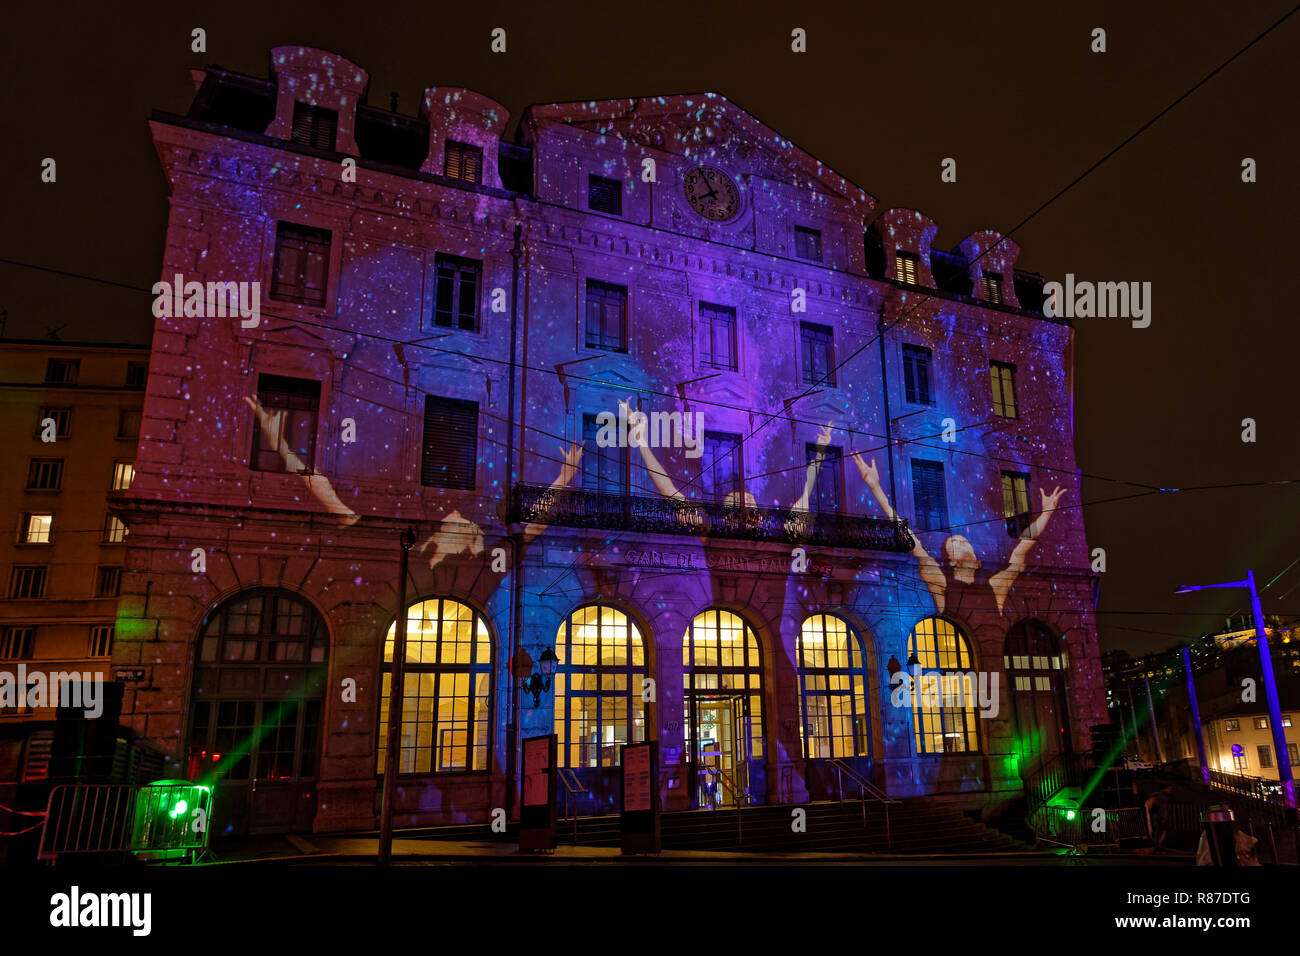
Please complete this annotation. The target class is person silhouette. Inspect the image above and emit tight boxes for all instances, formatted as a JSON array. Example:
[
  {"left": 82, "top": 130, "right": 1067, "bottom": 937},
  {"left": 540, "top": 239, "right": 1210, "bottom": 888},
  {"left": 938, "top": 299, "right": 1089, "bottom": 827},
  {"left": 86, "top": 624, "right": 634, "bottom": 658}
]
[{"left": 851, "top": 453, "right": 1066, "bottom": 617}]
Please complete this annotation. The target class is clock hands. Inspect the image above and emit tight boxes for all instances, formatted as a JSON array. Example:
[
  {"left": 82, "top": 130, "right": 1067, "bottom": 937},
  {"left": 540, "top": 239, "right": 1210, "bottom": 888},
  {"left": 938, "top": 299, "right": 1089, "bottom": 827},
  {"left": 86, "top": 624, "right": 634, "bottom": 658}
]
[{"left": 695, "top": 169, "right": 719, "bottom": 203}]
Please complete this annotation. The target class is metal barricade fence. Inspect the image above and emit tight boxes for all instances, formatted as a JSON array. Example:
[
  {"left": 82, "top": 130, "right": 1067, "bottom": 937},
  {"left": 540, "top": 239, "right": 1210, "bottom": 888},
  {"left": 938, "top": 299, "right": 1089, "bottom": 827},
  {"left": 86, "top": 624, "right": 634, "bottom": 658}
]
[{"left": 38, "top": 781, "right": 211, "bottom": 864}]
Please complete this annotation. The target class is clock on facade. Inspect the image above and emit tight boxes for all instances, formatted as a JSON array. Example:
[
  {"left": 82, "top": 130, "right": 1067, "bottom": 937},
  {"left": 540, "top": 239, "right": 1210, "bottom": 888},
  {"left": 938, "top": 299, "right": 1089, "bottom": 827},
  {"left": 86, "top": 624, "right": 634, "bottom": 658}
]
[{"left": 682, "top": 166, "right": 741, "bottom": 222}]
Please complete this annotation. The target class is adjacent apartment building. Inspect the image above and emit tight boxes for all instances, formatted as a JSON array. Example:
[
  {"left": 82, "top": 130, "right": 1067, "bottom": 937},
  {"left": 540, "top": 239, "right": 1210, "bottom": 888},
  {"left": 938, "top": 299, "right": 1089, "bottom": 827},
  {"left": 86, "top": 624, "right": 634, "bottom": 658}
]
[
  {"left": 115, "top": 46, "right": 1105, "bottom": 836},
  {"left": 0, "top": 339, "right": 147, "bottom": 721}
]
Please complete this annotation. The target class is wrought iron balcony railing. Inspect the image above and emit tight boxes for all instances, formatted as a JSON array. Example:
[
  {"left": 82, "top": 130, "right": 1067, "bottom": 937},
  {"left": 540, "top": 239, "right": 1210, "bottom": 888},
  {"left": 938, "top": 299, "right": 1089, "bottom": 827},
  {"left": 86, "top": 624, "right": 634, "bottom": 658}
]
[{"left": 509, "top": 484, "right": 915, "bottom": 552}]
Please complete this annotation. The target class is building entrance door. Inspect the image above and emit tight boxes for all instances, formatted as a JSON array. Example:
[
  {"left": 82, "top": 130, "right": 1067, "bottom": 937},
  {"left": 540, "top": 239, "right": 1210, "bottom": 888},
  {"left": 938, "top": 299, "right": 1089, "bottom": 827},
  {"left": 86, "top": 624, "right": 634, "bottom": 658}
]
[{"left": 688, "top": 692, "right": 750, "bottom": 808}]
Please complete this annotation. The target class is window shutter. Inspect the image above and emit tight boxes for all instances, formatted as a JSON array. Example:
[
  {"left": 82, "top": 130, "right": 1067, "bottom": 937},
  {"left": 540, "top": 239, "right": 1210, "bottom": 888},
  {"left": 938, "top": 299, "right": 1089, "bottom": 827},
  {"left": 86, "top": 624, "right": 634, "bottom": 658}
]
[{"left": 422, "top": 396, "right": 478, "bottom": 489}]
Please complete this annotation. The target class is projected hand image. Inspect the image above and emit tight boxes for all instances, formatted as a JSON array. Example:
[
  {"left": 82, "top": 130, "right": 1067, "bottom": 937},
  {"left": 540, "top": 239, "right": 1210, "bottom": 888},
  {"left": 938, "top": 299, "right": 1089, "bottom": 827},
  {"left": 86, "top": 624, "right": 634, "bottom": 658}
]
[
  {"left": 244, "top": 395, "right": 359, "bottom": 526},
  {"left": 853, "top": 452, "right": 1065, "bottom": 616}
]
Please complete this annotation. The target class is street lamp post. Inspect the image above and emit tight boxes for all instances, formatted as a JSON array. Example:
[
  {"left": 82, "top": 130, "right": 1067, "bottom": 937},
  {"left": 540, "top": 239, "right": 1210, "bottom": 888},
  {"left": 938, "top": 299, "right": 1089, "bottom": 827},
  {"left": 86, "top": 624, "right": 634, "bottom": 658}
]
[
  {"left": 1176, "top": 570, "right": 1295, "bottom": 809},
  {"left": 1183, "top": 645, "right": 1210, "bottom": 785},
  {"left": 378, "top": 526, "right": 418, "bottom": 863}
]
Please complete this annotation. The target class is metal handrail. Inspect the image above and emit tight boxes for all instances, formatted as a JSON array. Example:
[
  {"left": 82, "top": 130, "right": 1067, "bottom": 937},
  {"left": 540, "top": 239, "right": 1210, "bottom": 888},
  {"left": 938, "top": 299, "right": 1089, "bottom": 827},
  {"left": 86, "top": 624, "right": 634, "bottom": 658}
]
[
  {"left": 557, "top": 769, "right": 587, "bottom": 844},
  {"left": 827, "top": 758, "right": 898, "bottom": 848}
]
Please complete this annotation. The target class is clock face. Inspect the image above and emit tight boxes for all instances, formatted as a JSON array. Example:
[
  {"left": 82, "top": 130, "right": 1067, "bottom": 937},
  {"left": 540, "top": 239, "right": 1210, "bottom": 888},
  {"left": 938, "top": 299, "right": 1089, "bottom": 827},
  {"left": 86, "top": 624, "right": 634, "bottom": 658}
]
[{"left": 682, "top": 166, "right": 741, "bottom": 222}]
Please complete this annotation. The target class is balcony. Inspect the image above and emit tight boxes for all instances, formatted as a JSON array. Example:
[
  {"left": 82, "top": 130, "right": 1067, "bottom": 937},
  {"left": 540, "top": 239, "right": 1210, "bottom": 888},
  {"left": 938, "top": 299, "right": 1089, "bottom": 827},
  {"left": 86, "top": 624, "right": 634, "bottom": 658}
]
[{"left": 509, "top": 484, "right": 914, "bottom": 552}]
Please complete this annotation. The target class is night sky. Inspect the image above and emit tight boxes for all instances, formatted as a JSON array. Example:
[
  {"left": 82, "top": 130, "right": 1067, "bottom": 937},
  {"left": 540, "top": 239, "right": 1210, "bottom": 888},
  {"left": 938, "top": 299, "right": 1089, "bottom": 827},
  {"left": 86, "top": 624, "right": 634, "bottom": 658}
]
[{"left": 1, "top": 0, "right": 1296, "bottom": 655}]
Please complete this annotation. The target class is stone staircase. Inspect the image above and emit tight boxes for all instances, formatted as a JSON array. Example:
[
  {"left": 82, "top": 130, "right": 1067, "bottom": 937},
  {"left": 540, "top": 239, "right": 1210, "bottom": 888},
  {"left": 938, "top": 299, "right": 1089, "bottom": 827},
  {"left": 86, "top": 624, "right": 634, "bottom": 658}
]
[{"left": 398, "top": 799, "right": 1036, "bottom": 855}]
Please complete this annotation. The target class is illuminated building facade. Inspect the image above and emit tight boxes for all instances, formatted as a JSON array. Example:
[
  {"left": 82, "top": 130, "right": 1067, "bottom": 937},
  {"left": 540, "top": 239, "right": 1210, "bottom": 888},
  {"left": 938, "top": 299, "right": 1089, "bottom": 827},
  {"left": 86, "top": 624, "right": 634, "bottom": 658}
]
[
  {"left": 0, "top": 339, "right": 147, "bottom": 721},
  {"left": 117, "top": 46, "right": 1105, "bottom": 836}
]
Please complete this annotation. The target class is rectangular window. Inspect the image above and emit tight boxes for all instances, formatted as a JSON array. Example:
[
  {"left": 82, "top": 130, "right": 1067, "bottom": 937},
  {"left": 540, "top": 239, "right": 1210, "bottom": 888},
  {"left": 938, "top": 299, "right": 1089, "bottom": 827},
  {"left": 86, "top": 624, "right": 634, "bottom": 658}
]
[
  {"left": 421, "top": 396, "right": 479, "bottom": 490},
  {"left": 0, "top": 626, "right": 35, "bottom": 659},
  {"left": 585, "top": 280, "right": 628, "bottom": 352},
  {"left": 111, "top": 461, "right": 135, "bottom": 491},
  {"left": 8, "top": 567, "right": 47, "bottom": 599},
  {"left": 806, "top": 443, "right": 843, "bottom": 513},
  {"left": 902, "top": 345, "right": 933, "bottom": 405},
  {"left": 588, "top": 174, "right": 622, "bottom": 215},
  {"left": 44, "top": 359, "right": 79, "bottom": 385},
  {"left": 38, "top": 407, "right": 71, "bottom": 438},
  {"left": 88, "top": 625, "right": 114, "bottom": 658},
  {"left": 250, "top": 375, "right": 320, "bottom": 473},
  {"left": 911, "top": 459, "right": 948, "bottom": 532},
  {"left": 117, "top": 408, "right": 142, "bottom": 440},
  {"left": 26, "top": 459, "right": 63, "bottom": 490},
  {"left": 271, "top": 222, "right": 331, "bottom": 307},
  {"left": 703, "top": 432, "right": 742, "bottom": 503},
  {"left": 291, "top": 102, "right": 338, "bottom": 151},
  {"left": 125, "top": 361, "right": 148, "bottom": 389},
  {"left": 1290, "top": 743, "right": 1299, "bottom": 765},
  {"left": 1233, "top": 751, "right": 1248, "bottom": 771},
  {"left": 20, "top": 513, "right": 53, "bottom": 544},
  {"left": 1284, "top": 715, "right": 1293, "bottom": 727},
  {"left": 581, "top": 414, "right": 628, "bottom": 495},
  {"left": 991, "top": 361, "right": 1018, "bottom": 418},
  {"left": 981, "top": 272, "right": 1003, "bottom": 304},
  {"left": 1258, "top": 745, "right": 1273, "bottom": 769},
  {"left": 1001, "top": 471, "right": 1031, "bottom": 537},
  {"left": 699, "top": 303, "right": 737, "bottom": 371},
  {"left": 794, "top": 225, "right": 822, "bottom": 262},
  {"left": 1255, "top": 717, "right": 1269, "bottom": 730},
  {"left": 94, "top": 566, "right": 122, "bottom": 598},
  {"left": 433, "top": 255, "right": 481, "bottom": 331},
  {"left": 800, "top": 322, "right": 834, "bottom": 386},
  {"left": 895, "top": 251, "right": 919, "bottom": 285},
  {"left": 1224, "top": 719, "right": 1240, "bottom": 731},
  {"left": 103, "top": 515, "right": 128, "bottom": 544},
  {"left": 444, "top": 140, "right": 483, "bottom": 183}
]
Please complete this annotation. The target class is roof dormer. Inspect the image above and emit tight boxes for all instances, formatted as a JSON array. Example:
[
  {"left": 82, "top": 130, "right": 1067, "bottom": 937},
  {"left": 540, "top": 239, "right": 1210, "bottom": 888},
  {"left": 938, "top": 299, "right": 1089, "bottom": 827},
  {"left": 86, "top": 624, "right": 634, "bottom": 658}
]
[
  {"left": 960, "top": 230, "right": 1021, "bottom": 308},
  {"left": 420, "top": 88, "right": 511, "bottom": 188},
  {"left": 264, "top": 46, "right": 369, "bottom": 155},
  {"left": 872, "top": 208, "right": 939, "bottom": 287}
]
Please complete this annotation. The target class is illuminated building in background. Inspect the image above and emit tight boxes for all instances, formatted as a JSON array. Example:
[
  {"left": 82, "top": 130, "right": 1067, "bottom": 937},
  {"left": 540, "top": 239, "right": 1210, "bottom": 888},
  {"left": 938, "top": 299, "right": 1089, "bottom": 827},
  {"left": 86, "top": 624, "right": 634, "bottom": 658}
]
[
  {"left": 116, "top": 46, "right": 1105, "bottom": 836},
  {"left": 0, "top": 339, "right": 147, "bottom": 721}
]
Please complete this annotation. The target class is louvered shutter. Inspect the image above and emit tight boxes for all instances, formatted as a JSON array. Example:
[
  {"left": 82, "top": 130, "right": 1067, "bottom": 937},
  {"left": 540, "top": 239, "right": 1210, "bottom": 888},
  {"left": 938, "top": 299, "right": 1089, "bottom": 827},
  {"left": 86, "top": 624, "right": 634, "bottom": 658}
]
[{"left": 422, "top": 396, "right": 478, "bottom": 489}]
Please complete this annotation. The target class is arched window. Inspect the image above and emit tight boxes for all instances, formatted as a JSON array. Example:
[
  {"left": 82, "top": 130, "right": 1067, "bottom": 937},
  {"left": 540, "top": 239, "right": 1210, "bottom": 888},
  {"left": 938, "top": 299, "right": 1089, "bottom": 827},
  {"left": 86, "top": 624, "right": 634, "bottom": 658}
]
[
  {"left": 190, "top": 589, "right": 328, "bottom": 784},
  {"left": 554, "top": 604, "right": 647, "bottom": 768},
  {"left": 682, "top": 609, "right": 764, "bottom": 761},
  {"left": 907, "top": 617, "right": 979, "bottom": 755},
  {"left": 377, "top": 598, "right": 492, "bottom": 774},
  {"left": 797, "top": 614, "right": 870, "bottom": 759}
]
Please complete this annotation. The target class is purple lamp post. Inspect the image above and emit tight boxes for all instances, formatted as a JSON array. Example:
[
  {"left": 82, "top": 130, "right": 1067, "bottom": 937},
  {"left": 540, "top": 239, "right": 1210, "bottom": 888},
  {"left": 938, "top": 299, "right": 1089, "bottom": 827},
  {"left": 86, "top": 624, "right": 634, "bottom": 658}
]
[{"left": 1176, "top": 570, "right": 1295, "bottom": 810}]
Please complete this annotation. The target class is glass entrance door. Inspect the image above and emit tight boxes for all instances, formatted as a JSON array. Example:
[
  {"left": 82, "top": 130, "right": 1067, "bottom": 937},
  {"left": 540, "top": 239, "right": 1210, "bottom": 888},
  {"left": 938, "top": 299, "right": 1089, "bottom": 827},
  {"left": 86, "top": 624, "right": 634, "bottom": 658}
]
[{"left": 688, "top": 693, "right": 750, "bottom": 808}]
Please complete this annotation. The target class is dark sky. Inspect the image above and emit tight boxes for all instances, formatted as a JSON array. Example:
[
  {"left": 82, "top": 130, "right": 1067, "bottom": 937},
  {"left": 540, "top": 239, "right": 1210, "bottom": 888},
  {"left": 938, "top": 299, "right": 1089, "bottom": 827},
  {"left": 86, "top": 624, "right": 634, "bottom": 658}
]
[{"left": 2, "top": 0, "right": 1297, "bottom": 654}]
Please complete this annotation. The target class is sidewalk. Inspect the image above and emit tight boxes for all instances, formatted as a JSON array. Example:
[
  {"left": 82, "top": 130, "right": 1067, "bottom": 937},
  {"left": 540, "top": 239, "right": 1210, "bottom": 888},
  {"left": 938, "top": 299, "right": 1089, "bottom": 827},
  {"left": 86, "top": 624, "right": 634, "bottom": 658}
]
[{"left": 195, "top": 833, "right": 1197, "bottom": 866}]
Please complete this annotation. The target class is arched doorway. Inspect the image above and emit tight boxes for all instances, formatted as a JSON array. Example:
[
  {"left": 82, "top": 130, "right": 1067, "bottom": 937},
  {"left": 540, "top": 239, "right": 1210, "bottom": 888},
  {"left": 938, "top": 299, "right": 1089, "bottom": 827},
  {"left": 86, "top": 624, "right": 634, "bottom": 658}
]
[
  {"left": 552, "top": 604, "right": 648, "bottom": 813},
  {"left": 187, "top": 589, "right": 328, "bottom": 836},
  {"left": 797, "top": 613, "right": 872, "bottom": 796},
  {"left": 1004, "top": 620, "right": 1071, "bottom": 774},
  {"left": 682, "top": 609, "right": 765, "bottom": 807}
]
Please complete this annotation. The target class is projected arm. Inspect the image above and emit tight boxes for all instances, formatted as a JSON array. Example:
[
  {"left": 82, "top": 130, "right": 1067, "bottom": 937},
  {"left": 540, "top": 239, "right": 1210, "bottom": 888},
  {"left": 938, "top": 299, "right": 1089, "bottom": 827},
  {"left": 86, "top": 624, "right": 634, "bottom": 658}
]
[
  {"left": 520, "top": 443, "right": 584, "bottom": 543},
  {"left": 791, "top": 421, "right": 832, "bottom": 512},
  {"left": 990, "top": 485, "right": 1066, "bottom": 611},
  {"left": 244, "top": 395, "right": 358, "bottom": 526},
  {"left": 853, "top": 452, "right": 947, "bottom": 613},
  {"left": 622, "top": 399, "right": 684, "bottom": 501}
]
